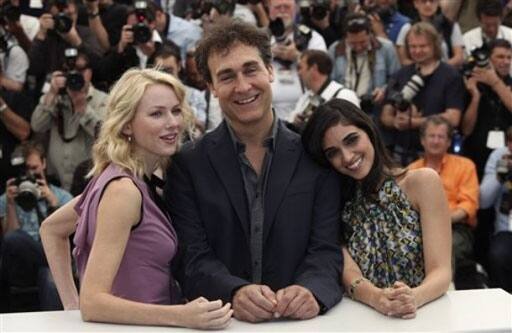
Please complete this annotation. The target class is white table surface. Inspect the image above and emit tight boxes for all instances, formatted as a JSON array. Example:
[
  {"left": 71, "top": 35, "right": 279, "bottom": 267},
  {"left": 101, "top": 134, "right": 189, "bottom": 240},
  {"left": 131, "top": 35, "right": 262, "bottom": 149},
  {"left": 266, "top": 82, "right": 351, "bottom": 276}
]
[{"left": 1, "top": 289, "right": 511, "bottom": 332}]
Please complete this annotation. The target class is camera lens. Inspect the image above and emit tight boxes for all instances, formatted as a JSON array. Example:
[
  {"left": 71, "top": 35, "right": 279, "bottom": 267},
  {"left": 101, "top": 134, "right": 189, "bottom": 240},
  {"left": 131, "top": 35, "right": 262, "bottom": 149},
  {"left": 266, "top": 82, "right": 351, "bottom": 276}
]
[
  {"left": 66, "top": 71, "right": 85, "bottom": 91},
  {"left": 132, "top": 23, "right": 151, "bottom": 44},
  {"left": 54, "top": 13, "right": 73, "bottom": 33}
]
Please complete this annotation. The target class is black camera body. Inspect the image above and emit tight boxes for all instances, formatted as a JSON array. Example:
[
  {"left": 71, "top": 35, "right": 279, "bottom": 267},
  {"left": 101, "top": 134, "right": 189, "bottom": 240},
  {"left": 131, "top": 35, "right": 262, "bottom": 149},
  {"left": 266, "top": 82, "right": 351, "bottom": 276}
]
[
  {"left": 497, "top": 156, "right": 512, "bottom": 183},
  {"left": 462, "top": 44, "right": 490, "bottom": 78},
  {"left": 62, "top": 47, "right": 85, "bottom": 92},
  {"left": 359, "top": 93, "right": 374, "bottom": 114},
  {"left": 299, "top": 0, "right": 330, "bottom": 21},
  {"left": 51, "top": 0, "right": 73, "bottom": 34},
  {"left": 237, "top": 0, "right": 260, "bottom": 4},
  {"left": 54, "top": 12, "right": 73, "bottom": 33},
  {"left": 10, "top": 151, "right": 42, "bottom": 212},
  {"left": 14, "top": 173, "right": 42, "bottom": 211},
  {"left": 389, "top": 74, "right": 424, "bottom": 112},
  {"left": 0, "top": 2, "right": 21, "bottom": 24},
  {"left": 132, "top": 0, "right": 151, "bottom": 44}
]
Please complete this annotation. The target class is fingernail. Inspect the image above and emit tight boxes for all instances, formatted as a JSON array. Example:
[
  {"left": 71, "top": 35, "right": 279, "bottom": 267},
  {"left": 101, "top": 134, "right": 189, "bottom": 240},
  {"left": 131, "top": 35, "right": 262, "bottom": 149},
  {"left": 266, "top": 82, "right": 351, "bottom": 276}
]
[{"left": 274, "top": 312, "right": 280, "bottom": 319}]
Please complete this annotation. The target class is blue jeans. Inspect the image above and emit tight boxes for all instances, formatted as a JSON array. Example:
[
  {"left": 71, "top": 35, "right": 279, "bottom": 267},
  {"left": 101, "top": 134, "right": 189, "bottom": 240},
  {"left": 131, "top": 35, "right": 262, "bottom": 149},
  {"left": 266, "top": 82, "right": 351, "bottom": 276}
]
[{"left": 0, "top": 229, "right": 62, "bottom": 310}]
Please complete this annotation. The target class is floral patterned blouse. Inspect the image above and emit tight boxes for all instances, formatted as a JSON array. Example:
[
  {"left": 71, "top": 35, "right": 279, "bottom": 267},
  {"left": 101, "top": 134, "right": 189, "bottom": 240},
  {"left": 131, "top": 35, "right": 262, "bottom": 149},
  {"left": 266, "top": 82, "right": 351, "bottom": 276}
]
[{"left": 342, "top": 177, "right": 425, "bottom": 288}]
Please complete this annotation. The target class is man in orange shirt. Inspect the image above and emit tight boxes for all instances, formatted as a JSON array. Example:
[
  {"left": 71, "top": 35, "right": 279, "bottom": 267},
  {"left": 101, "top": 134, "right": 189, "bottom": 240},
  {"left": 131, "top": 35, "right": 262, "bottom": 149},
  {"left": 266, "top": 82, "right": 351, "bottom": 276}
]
[{"left": 409, "top": 115, "right": 482, "bottom": 289}]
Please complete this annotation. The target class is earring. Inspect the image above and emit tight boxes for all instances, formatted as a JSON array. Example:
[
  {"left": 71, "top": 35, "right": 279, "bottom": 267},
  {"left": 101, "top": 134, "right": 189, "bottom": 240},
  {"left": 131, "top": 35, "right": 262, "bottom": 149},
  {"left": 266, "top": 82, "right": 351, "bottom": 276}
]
[{"left": 127, "top": 136, "right": 132, "bottom": 142}]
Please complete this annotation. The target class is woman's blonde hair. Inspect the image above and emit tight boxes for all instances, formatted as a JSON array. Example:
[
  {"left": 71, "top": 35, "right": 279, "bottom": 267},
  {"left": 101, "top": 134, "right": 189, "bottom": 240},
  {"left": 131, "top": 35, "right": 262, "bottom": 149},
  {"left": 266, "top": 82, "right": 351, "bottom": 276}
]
[{"left": 89, "top": 68, "right": 194, "bottom": 178}]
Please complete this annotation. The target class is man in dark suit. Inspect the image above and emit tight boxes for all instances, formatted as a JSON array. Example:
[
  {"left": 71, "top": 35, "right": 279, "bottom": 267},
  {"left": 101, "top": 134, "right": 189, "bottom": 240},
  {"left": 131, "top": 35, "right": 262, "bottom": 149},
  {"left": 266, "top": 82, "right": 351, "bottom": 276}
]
[{"left": 165, "top": 18, "right": 343, "bottom": 323}]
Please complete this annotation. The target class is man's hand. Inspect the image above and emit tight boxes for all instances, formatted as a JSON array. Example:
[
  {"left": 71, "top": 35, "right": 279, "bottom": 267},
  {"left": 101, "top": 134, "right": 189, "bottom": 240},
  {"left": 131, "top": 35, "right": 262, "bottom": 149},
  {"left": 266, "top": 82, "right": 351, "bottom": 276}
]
[
  {"left": 372, "top": 87, "right": 386, "bottom": 104},
  {"left": 471, "top": 66, "right": 500, "bottom": 87},
  {"left": 272, "top": 41, "right": 300, "bottom": 62},
  {"left": 38, "top": 13, "right": 55, "bottom": 35},
  {"left": 60, "top": 25, "right": 82, "bottom": 47},
  {"left": 5, "top": 178, "right": 18, "bottom": 205},
  {"left": 274, "top": 285, "right": 320, "bottom": 320},
  {"left": 464, "top": 76, "right": 481, "bottom": 98},
  {"left": 232, "top": 284, "right": 277, "bottom": 323},
  {"left": 117, "top": 25, "right": 134, "bottom": 53},
  {"left": 49, "top": 71, "right": 66, "bottom": 95},
  {"left": 393, "top": 104, "right": 420, "bottom": 131},
  {"left": 368, "top": 13, "right": 386, "bottom": 38},
  {"left": 37, "top": 176, "right": 58, "bottom": 207}
]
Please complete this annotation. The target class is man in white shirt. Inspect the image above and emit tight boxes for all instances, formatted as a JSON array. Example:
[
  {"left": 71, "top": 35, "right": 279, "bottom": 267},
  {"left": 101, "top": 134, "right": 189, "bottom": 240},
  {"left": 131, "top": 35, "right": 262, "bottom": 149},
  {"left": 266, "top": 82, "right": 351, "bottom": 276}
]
[
  {"left": 289, "top": 49, "right": 359, "bottom": 131},
  {"left": 463, "top": 0, "right": 512, "bottom": 77},
  {"left": 268, "top": 0, "right": 327, "bottom": 120}
]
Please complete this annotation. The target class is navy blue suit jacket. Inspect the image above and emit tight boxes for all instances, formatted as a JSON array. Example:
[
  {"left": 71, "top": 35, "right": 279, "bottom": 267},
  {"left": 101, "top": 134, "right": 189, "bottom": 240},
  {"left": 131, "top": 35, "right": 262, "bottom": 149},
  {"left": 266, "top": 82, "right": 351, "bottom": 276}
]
[{"left": 165, "top": 120, "right": 343, "bottom": 311}]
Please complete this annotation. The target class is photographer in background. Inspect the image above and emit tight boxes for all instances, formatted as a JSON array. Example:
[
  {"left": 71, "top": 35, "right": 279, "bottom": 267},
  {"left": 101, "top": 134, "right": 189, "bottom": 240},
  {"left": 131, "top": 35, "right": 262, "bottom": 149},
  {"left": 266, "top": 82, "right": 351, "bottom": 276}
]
[
  {"left": 0, "top": 92, "right": 31, "bottom": 195},
  {"left": 299, "top": 0, "right": 338, "bottom": 47},
  {"left": 361, "top": 0, "right": 410, "bottom": 44},
  {"left": 463, "top": 0, "right": 512, "bottom": 77},
  {"left": 28, "top": 0, "right": 103, "bottom": 103},
  {"left": 409, "top": 116, "right": 482, "bottom": 290},
  {"left": 480, "top": 126, "right": 512, "bottom": 293},
  {"left": 462, "top": 39, "right": 512, "bottom": 179},
  {"left": 94, "top": 0, "right": 161, "bottom": 87},
  {"left": 381, "top": 22, "right": 464, "bottom": 165},
  {"left": 0, "top": 141, "right": 72, "bottom": 310},
  {"left": 289, "top": 49, "right": 359, "bottom": 131},
  {"left": 31, "top": 49, "right": 106, "bottom": 191},
  {"left": 0, "top": 0, "right": 39, "bottom": 53},
  {"left": 83, "top": 0, "right": 128, "bottom": 53},
  {"left": 0, "top": 22, "right": 29, "bottom": 92},
  {"left": 268, "top": 0, "right": 327, "bottom": 120},
  {"left": 328, "top": 13, "right": 400, "bottom": 114}
]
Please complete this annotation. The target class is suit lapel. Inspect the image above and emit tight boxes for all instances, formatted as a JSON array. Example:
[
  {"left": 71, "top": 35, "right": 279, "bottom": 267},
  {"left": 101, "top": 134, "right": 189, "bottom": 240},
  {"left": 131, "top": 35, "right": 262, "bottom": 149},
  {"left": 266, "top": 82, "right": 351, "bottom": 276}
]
[
  {"left": 263, "top": 122, "right": 302, "bottom": 244},
  {"left": 206, "top": 123, "right": 250, "bottom": 239}
]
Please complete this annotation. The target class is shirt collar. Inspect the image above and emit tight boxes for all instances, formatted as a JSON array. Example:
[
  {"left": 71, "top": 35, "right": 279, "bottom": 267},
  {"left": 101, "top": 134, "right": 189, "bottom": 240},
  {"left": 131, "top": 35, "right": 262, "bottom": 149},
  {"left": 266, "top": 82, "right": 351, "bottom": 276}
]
[{"left": 227, "top": 110, "right": 279, "bottom": 154}]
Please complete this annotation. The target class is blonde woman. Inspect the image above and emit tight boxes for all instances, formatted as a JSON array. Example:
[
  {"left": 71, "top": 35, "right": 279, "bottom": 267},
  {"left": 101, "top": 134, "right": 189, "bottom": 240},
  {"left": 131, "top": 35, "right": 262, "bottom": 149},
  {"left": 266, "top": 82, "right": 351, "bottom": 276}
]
[{"left": 39, "top": 68, "right": 233, "bottom": 329}]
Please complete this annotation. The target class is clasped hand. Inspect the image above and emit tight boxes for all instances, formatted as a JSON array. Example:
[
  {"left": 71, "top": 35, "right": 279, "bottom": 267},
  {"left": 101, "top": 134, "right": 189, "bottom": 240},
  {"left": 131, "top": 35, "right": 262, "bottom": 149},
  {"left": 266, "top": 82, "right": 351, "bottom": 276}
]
[
  {"left": 371, "top": 281, "right": 418, "bottom": 319},
  {"left": 233, "top": 284, "right": 320, "bottom": 323}
]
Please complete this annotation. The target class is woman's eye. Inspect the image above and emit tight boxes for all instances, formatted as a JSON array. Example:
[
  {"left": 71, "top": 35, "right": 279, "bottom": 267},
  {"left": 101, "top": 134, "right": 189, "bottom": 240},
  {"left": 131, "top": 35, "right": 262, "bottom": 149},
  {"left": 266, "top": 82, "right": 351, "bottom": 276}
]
[
  {"left": 172, "top": 108, "right": 182, "bottom": 116},
  {"left": 325, "top": 149, "right": 338, "bottom": 160}
]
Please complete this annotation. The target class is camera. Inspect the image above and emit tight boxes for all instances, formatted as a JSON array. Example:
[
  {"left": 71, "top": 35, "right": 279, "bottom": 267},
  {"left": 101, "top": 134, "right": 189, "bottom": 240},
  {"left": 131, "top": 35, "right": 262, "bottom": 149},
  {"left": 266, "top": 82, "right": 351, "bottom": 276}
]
[
  {"left": 237, "top": 0, "right": 260, "bottom": 4},
  {"left": 52, "top": 0, "right": 73, "bottom": 34},
  {"left": 299, "top": 0, "right": 330, "bottom": 21},
  {"left": 132, "top": 0, "right": 152, "bottom": 44},
  {"left": 462, "top": 43, "right": 490, "bottom": 78},
  {"left": 389, "top": 74, "right": 424, "bottom": 112},
  {"left": 10, "top": 154, "right": 41, "bottom": 212},
  {"left": 0, "top": 28, "right": 8, "bottom": 53},
  {"left": 0, "top": 2, "right": 21, "bottom": 24},
  {"left": 63, "top": 48, "right": 85, "bottom": 92},
  {"left": 359, "top": 93, "right": 374, "bottom": 114},
  {"left": 269, "top": 17, "right": 312, "bottom": 62},
  {"left": 269, "top": 17, "right": 288, "bottom": 44},
  {"left": 497, "top": 155, "right": 512, "bottom": 183}
]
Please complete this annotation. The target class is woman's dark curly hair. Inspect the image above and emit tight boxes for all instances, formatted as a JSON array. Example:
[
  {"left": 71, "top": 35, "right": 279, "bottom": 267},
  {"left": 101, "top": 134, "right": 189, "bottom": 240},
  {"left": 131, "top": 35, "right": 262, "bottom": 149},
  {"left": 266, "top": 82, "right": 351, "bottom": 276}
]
[{"left": 301, "top": 98, "right": 398, "bottom": 196}]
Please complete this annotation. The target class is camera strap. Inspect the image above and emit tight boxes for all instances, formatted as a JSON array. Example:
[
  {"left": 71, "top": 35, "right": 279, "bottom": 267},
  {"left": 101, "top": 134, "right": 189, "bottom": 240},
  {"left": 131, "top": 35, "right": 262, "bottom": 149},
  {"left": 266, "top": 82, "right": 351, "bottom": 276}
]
[{"left": 56, "top": 95, "right": 80, "bottom": 143}]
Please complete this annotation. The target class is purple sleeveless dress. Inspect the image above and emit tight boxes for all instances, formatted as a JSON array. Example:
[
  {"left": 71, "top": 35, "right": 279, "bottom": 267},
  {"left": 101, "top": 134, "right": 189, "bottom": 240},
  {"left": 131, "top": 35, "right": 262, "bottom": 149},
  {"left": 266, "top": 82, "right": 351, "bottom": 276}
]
[{"left": 73, "top": 164, "right": 178, "bottom": 304}]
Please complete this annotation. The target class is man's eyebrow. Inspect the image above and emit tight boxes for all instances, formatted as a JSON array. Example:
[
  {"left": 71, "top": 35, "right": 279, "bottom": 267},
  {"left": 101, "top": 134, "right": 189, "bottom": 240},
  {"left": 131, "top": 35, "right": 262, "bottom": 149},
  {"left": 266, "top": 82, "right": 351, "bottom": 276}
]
[{"left": 215, "top": 61, "right": 261, "bottom": 77}]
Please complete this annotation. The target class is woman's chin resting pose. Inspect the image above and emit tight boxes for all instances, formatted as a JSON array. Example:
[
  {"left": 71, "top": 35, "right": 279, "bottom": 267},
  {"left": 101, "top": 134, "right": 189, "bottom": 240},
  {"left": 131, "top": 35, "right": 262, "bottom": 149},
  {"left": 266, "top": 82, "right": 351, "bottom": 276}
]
[{"left": 302, "top": 99, "right": 452, "bottom": 319}]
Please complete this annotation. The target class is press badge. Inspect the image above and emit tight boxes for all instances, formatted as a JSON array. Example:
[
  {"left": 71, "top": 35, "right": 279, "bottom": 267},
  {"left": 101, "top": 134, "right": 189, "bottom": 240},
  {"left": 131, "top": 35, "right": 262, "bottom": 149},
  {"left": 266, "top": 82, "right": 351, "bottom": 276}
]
[{"left": 487, "top": 130, "right": 505, "bottom": 149}]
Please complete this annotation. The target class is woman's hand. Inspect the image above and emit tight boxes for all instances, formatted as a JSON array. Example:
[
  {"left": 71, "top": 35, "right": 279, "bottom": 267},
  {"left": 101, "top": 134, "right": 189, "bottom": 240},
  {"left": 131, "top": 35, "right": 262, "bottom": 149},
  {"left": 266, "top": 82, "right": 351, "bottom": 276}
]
[
  {"left": 370, "top": 281, "right": 417, "bottom": 319},
  {"left": 177, "top": 297, "right": 233, "bottom": 330}
]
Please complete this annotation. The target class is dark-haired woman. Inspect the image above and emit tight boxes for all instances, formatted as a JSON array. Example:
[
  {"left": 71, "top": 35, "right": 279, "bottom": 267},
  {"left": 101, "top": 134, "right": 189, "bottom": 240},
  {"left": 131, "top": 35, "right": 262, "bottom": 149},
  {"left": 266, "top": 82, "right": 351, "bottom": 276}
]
[{"left": 302, "top": 99, "right": 451, "bottom": 318}]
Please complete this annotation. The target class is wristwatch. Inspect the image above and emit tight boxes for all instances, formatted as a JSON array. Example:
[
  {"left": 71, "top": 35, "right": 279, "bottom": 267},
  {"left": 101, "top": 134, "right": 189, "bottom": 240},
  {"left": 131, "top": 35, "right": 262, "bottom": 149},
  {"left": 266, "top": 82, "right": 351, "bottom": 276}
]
[
  {"left": 0, "top": 102, "right": 7, "bottom": 114},
  {"left": 88, "top": 11, "right": 99, "bottom": 18}
]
